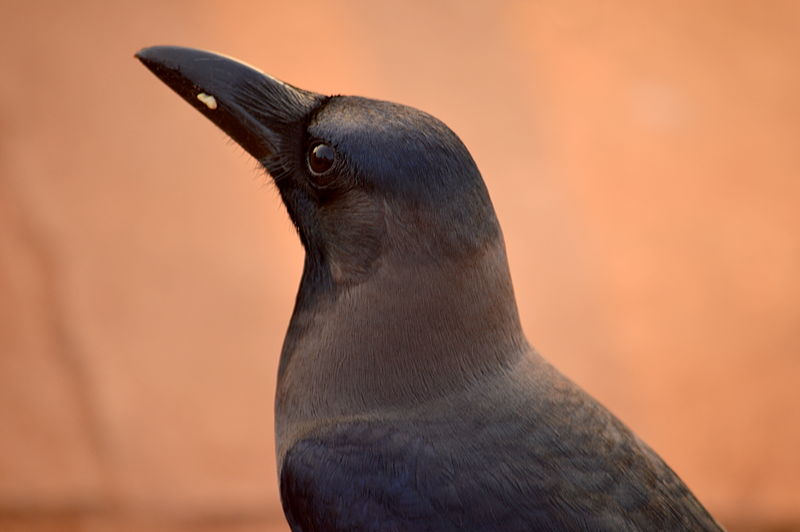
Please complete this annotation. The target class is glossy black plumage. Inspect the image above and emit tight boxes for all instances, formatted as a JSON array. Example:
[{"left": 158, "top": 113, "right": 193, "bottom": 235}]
[{"left": 136, "top": 46, "right": 724, "bottom": 532}]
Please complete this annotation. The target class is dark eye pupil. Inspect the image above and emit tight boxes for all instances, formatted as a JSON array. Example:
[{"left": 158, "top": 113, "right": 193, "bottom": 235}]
[{"left": 308, "top": 142, "right": 335, "bottom": 175}]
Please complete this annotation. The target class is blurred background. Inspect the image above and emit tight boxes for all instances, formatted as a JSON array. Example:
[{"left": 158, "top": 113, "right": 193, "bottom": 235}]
[{"left": 1, "top": 1, "right": 798, "bottom": 531}]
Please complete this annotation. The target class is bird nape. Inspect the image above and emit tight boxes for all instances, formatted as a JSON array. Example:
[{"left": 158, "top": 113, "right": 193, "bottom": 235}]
[{"left": 136, "top": 46, "right": 725, "bottom": 532}]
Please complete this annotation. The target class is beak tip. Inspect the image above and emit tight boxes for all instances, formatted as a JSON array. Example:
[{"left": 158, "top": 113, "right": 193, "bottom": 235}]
[
  {"left": 134, "top": 45, "right": 190, "bottom": 70},
  {"left": 134, "top": 46, "right": 167, "bottom": 73},
  {"left": 134, "top": 45, "right": 159, "bottom": 61}
]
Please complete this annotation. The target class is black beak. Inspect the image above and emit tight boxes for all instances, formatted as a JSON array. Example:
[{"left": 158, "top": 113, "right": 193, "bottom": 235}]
[{"left": 135, "top": 46, "right": 322, "bottom": 160}]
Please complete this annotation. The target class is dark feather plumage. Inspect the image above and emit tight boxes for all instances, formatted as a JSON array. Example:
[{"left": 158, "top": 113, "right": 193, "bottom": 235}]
[{"left": 136, "top": 46, "right": 725, "bottom": 532}]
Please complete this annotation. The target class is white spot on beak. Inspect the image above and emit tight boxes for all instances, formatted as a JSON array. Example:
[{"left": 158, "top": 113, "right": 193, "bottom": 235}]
[{"left": 197, "top": 92, "right": 217, "bottom": 110}]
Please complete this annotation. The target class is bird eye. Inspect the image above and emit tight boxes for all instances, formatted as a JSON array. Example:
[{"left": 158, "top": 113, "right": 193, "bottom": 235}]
[{"left": 307, "top": 141, "right": 336, "bottom": 177}]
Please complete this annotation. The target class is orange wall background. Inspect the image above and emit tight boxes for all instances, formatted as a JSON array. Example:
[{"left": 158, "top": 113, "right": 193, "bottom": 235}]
[{"left": 1, "top": 2, "right": 798, "bottom": 531}]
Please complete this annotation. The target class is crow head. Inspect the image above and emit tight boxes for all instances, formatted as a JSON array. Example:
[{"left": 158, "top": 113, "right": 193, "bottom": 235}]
[{"left": 137, "top": 46, "right": 500, "bottom": 289}]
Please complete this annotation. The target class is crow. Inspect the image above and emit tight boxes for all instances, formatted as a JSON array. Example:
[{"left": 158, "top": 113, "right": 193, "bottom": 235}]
[{"left": 136, "top": 46, "right": 724, "bottom": 532}]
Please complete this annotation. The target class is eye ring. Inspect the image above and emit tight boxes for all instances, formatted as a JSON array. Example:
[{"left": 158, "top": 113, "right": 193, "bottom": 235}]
[{"left": 307, "top": 141, "right": 336, "bottom": 178}]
